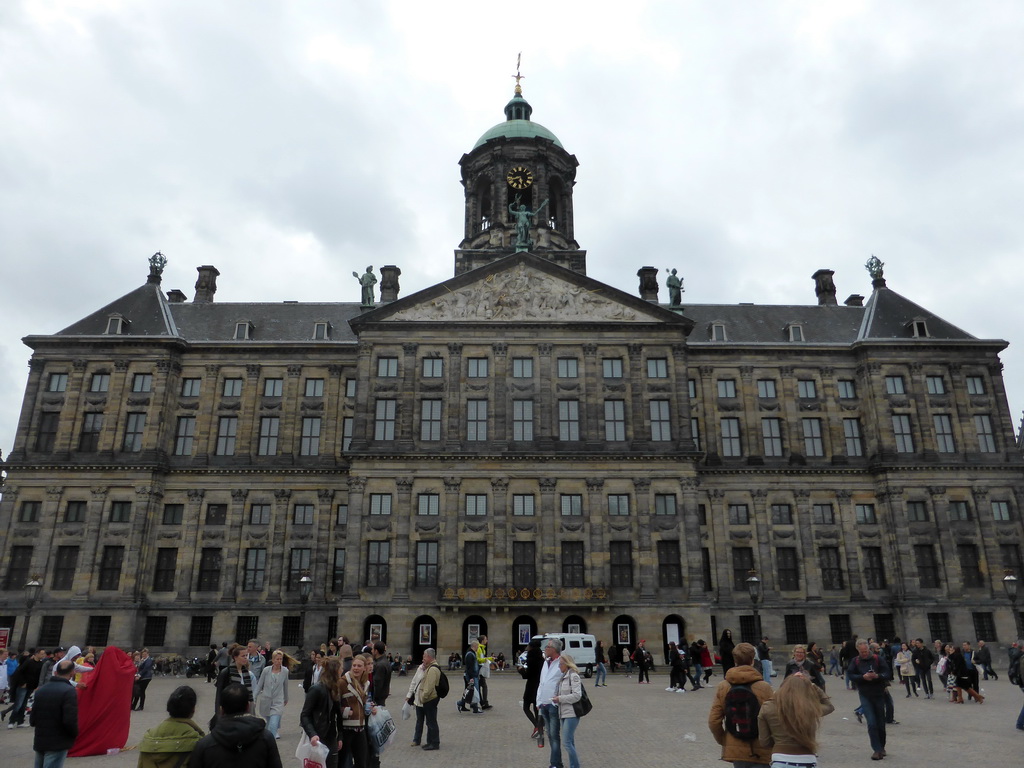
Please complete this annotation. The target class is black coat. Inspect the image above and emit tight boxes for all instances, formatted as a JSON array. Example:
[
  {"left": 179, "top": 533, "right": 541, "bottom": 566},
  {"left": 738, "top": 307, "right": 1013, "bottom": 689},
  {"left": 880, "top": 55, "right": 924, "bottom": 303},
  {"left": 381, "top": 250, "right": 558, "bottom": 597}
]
[
  {"left": 371, "top": 656, "right": 392, "bottom": 706},
  {"left": 30, "top": 677, "right": 78, "bottom": 753},
  {"left": 300, "top": 683, "right": 343, "bottom": 755},
  {"left": 189, "top": 715, "right": 282, "bottom": 768}
]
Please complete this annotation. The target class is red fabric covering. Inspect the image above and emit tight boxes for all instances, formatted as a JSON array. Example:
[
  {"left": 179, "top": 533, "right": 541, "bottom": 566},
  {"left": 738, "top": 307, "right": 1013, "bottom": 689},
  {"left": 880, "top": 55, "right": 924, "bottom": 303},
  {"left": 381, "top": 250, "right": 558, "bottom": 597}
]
[{"left": 69, "top": 646, "right": 136, "bottom": 757}]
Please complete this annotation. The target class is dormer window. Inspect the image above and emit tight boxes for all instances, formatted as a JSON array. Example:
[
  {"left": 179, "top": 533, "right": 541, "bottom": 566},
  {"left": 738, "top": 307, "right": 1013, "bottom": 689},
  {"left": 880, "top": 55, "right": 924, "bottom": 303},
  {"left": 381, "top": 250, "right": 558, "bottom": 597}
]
[
  {"left": 711, "top": 323, "right": 727, "bottom": 341},
  {"left": 313, "top": 322, "right": 330, "bottom": 340},
  {"left": 909, "top": 319, "right": 929, "bottom": 338},
  {"left": 105, "top": 314, "right": 129, "bottom": 335},
  {"left": 787, "top": 324, "right": 804, "bottom": 342},
  {"left": 234, "top": 321, "right": 253, "bottom": 340}
]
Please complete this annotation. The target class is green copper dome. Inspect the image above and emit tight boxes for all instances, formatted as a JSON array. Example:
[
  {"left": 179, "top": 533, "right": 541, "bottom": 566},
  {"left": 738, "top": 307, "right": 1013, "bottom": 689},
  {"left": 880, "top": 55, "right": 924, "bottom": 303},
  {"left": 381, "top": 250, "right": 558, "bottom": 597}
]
[{"left": 472, "top": 90, "right": 563, "bottom": 149}]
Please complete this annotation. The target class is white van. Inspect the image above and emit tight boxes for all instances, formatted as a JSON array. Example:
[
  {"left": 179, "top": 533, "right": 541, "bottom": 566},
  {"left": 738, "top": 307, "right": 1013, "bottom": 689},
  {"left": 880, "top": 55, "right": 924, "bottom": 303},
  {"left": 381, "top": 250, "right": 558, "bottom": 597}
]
[{"left": 533, "top": 633, "right": 597, "bottom": 677}]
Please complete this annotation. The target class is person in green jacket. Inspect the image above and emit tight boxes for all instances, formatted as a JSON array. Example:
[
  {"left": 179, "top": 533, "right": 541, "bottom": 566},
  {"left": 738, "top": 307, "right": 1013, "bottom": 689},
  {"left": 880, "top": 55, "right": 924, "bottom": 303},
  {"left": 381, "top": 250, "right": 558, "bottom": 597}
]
[{"left": 137, "top": 686, "right": 205, "bottom": 768}]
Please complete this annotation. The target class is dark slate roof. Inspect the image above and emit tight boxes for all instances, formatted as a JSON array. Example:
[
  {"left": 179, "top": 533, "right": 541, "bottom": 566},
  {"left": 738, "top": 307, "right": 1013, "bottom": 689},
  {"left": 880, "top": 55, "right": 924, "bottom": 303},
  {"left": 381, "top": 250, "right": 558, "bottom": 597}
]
[
  {"left": 857, "top": 285, "right": 975, "bottom": 341},
  {"left": 680, "top": 303, "right": 865, "bottom": 344},
  {"left": 56, "top": 282, "right": 177, "bottom": 337},
  {"left": 169, "top": 302, "right": 363, "bottom": 343}
]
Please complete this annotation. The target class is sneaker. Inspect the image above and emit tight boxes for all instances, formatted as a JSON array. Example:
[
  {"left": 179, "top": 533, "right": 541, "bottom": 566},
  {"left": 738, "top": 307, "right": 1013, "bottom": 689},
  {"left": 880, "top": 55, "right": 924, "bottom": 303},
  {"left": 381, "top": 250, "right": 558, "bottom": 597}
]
[
  {"left": 675, "top": 688, "right": 686, "bottom": 693},
  {"left": 19, "top": 723, "right": 30, "bottom": 728},
  {"left": 666, "top": 687, "right": 675, "bottom": 691},
  {"left": 855, "top": 711, "right": 863, "bottom": 724},
  {"left": 6, "top": 724, "right": 13, "bottom": 730}
]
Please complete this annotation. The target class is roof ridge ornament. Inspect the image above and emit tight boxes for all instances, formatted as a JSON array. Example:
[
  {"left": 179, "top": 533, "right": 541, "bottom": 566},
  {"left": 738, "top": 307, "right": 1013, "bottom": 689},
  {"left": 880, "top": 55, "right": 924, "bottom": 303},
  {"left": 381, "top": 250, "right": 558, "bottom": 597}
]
[
  {"left": 512, "top": 52, "right": 524, "bottom": 95},
  {"left": 865, "top": 255, "right": 886, "bottom": 289},
  {"left": 147, "top": 251, "right": 167, "bottom": 284}
]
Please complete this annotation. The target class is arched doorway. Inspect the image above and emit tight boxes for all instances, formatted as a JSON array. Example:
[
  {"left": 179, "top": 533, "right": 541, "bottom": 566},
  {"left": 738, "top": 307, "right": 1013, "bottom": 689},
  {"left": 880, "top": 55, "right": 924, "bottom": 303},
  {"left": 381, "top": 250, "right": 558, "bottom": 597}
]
[
  {"left": 511, "top": 614, "right": 538, "bottom": 659},
  {"left": 610, "top": 614, "right": 637, "bottom": 672},
  {"left": 410, "top": 614, "right": 437, "bottom": 665},
  {"left": 562, "top": 615, "right": 587, "bottom": 634},
  {"left": 462, "top": 615, "right": 488, "bottom": 652},
  {"left": 662, "top": 614, "right": 687, "bottom": 665},
  {"left": 362, "top": 615, "right": 387, "bottom": 648}
]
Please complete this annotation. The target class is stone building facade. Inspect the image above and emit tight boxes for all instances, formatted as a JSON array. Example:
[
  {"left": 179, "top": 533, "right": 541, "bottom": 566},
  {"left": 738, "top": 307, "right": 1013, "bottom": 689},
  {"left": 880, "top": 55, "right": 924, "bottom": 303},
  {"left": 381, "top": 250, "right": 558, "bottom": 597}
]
[{"left": 2, "top": 86, "right": 1023, "bottom": 660}]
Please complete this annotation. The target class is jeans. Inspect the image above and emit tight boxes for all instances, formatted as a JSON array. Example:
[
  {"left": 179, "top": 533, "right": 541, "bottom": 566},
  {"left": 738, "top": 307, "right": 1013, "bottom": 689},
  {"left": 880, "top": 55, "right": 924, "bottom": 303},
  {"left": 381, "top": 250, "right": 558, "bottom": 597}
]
[
  {"left": 692, "top": 664, "right": 704, "bottom": 687},
  {"left": 266, "top": 714, "right": 281, "bottom": 738},
  {"left": 11, "top": 687, "right": 29, "bottom": 725},
  {"left": 594, "top": 662, "right": 606, "bottom": 686},
  {"left": 560, "top": 716, "right": 580, "bottom": 768},
  {"left": 918, "top": 667, "right": 934, "bottom": 696},
  {"left": 637, "top": 666, "right": 649, "bottom": 683},
  {"left": 1016, "top": 697, "right": 1024, "bottom": 730},
  {"left": 421, "top": 698, "right": 439, "bottom": 747},
  {"left": 760, "top": 659, "right": 773, "bottom": 681},
  {"left": 828, "top": 659, "right": 840, "bottom": 676},
  {"left": 339, "top": 727, "right": 367, "bottom": 768},
  {"left": 858, "top": 693, "right": 887, "bottom": 753},
  {"left": 34, "top": 751, "right": 69, "bottom": 768},
  {"left": 541, "top": 703, "right": 562, "bottom": 767}
]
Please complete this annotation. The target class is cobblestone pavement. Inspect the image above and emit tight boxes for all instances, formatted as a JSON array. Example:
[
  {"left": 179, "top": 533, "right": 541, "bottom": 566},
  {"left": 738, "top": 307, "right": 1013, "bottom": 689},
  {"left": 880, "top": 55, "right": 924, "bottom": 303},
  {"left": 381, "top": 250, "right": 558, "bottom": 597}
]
[{"left": 3, "top": 669, "right": 1022, "bottom": 766}]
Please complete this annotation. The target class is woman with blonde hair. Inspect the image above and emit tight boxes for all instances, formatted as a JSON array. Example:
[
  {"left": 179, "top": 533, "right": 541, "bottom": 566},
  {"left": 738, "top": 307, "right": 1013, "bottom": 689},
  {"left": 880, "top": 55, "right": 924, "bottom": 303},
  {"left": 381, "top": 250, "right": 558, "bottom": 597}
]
[
  {"left": 301, "top": 656, "right": 344, "bottom": 768},
  {"left": 257, "top": 649, "right": 297, "bottom": 739},
  {"left": 758, "top": 671, "right": 834, "bottom": 767},
  {"left": 551, "top": 653, "right": 584, "bottom": 768},
  {"left": 336, "top": 653, "right": 378, "bottom": 768}
]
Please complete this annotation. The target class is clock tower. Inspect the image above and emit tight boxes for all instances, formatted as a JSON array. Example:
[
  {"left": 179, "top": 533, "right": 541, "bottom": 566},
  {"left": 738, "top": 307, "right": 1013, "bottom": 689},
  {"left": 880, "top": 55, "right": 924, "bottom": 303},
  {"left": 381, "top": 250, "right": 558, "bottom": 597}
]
[{"left": 455, "top": 82, "right": 586, "bottom": 275}]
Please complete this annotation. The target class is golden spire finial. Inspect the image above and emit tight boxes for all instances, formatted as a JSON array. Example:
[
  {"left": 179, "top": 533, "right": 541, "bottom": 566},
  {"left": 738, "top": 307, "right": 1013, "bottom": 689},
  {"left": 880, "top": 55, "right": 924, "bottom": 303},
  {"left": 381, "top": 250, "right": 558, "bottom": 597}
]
[{"left": 512, "top": 52, "right": 524, "bottom": 94}]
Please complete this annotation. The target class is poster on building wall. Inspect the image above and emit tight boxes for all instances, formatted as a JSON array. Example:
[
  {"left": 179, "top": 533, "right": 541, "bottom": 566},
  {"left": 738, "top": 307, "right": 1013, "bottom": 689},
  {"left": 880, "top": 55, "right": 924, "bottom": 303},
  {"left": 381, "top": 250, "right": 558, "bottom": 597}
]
[
  {"left": 419, "top": 624, "right": 432, "bottom": 645},
  {"left": 617, "top": 624, "right": 630, "bottom": 645},
  {"left": 0, "top": 628, "right": 8, "bottom": 654},
  {"left": 370, "top": 623, "right": 383, "bottom": 642},
  {"left": 467, "top": 624, "right": 481, "bottom": 644},
  {"left": 666, "top": 623, "right": 680, "bottom": 646},
  {"left": 567, "top": 623, "right": 581, "bottom": 634},
  {"left": 518, "top": 624, "right": 531, "bottom": 646}
]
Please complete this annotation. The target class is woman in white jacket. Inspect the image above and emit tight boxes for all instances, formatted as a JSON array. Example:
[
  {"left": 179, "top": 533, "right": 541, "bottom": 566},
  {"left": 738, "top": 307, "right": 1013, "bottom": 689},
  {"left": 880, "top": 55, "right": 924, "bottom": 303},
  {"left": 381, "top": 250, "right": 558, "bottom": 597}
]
[
  {"left": 551, "top": 653, "right": 584, "bottom": 768},
  {"left": 256, "top": 649, "right": 294, "bottom": 738}
]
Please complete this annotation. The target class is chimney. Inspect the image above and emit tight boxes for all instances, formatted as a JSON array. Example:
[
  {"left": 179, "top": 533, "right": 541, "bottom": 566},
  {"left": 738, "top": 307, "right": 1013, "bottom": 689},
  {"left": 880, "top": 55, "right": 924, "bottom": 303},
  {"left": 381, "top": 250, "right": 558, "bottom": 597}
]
[
  {"left": 637, "top": 266, "right": 659, "bottom": 302},
  {"left": 166, "top": 289, "right": 187, "bottom": 303},
  {"left": 379, "top": 265, "right": 402, "bottom": 303},
  {"left": 844, "top": 294, "right": 865, "bottom": 307},
  {"left": 812, "top": 269, "right": 837, "bottom": 306},
  {"left": 194, "top": 265, "right": 220, "bottom": 304}
]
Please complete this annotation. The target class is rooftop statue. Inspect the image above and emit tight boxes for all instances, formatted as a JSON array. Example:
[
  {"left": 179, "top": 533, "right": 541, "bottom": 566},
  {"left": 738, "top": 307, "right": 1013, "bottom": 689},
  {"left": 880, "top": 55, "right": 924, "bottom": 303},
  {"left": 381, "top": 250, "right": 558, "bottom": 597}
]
[
  {"left": 865, "top": 255, "right": 884, "bottom": 280},
  {"left": 509, "top": 194, "right": 548, "bottom": 252},
  {"left": 353, "top": 266, "right": 377, "bottom": 306},
  {"left": 665, "top": 268, "right": 683, "bottom": 307}
]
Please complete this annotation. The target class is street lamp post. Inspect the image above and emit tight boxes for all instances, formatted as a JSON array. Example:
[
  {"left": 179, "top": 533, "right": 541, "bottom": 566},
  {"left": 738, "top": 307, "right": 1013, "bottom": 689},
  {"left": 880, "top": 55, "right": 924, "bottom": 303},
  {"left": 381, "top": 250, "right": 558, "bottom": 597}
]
[
  {"left": 18, "top": 578, "right": 42, "bottom": 652},
  {"left": 1003, "top": 570, "right": 1022, "bottom": 640},
  {"left": 746, "top": 569, "right": 763, "bottom": 642},
  {"left": 298, "top": 571, "right": 313, "bottom": 649}
]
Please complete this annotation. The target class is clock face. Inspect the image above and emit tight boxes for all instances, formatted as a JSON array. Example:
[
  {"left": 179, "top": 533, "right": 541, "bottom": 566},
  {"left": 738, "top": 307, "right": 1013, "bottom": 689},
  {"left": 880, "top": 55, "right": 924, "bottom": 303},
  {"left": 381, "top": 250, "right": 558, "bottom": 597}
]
[{"left": 506, "top": 166, "right": 534, "bottom": 189}]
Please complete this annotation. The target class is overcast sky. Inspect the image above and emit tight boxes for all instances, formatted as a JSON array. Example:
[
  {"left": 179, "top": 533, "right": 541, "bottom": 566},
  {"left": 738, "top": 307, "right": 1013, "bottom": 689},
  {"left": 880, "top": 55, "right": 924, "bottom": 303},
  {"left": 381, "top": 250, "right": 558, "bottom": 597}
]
[{"left": 2, "top": 1, "right": 1024, "bottom": 454}]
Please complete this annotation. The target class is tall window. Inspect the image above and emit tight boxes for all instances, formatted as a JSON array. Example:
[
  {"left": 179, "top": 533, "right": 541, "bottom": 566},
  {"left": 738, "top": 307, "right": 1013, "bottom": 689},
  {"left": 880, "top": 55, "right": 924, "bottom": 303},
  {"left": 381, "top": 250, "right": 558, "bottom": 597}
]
[
  {"left": 300, "top": 417, "right": 321, "bottom": 456},
  {"left": 511, "top": 358, "right": 533, "bottom": 378},
  {"left": 728, "top": 504, "right": 749, "bottom": 524},
  {"left": 892, "top": 415, "right": 914, "bottom": 452},
  {"left": 342, "top": 417, "right": 353, "bottom": 451},
  {"left": 467, "top": 358, "right": 489, "bottom": 378},
  {"left": 331, "top": 549, "right": 346, "bottom": 593},
  {"left": 610, "top": 541, "right": 633, "bottom": 587},
  {"left": 122, "top": 413, "right": 145, "bottom": 452},
  {"left": 305, "top": 378, "right": 325, "bottom": 397},
  {"left": 802, "top": 418, "right": 824, "bottom": 456},
  {"left": 65, "top": 500, "right": 87, "bottom": 523},
  {"left": 972, "top": 612, "right": 997, "bottom": 643},
  {"left": 966, "top": 375, "right": 986, "bottom": 395},
  {"left": 421, "top": 400, "right": 442, "bottom": 441},
  {"left": 243, "top": 549, "right": 266, "bottom": 591},
  {"left": 856, "top": 504, "right": 877, "bottom": 524},
  {"left": 109, "top": 501, "right": 131, "bottom": 523},
  {"left": 52, "top": 546, "right": 80, "bottom": 590},
  {"left": 906, "top": 500, "right": 928, "bottom": 522},
  {"left": 513, "top": 400, "right": 534, "bottom": 440},
  {"left": 702, "top": 548, "right": 713, "bottom": 591},
  {"left": 562, "top": 541, "right": 586, "bottom": 587},
  {"left": 1001, "top": 544, "right": 1024, "bottom": 576},
  {"left": 249, "top": 503, "right": 271, "bottom": 525},
  {"left": 812, "top": 503, "right": 835, "bottom": 525},
  {"left": 603, "top": 358, "right": 623, "bottom": 378},
  {"left": 258, "top": 417, "right": 279, "bottom": 456},
  {"left": 377, "top": 357, "right": 398, "bottom": 377},
  {"left": 467, "top": 400, "right": 488, "bottom": 440},
  {"left": 721, "top": 418, "right": 742, "bottom": 457},
  {"left": 933, "top": 414, "right": 955, "bottom": 453},
  {"left": 884, "top": 375, "right": 906, "bottom": 394},
  {"left": 829, "top": 614, "right": 852, "bottom": 645},
  {"left": 188, "top": 616, "right": 213, "bottom": 647},
  {"left": 512, "top": 495, "right": 535, "bottom": 516},
  {"left": 3, "top": 546, "right": 33, "bottom": 589},
  {"left": 958, "top": 544, "right": 984, "bottom": 588},
  {"left": 915, "top": 545, "right": 941, "bottom": 588},
  {"left": 181, "top": 378, "right": 201, "bottom": 397},
  {"left": 559, "top": 400, "right": 580, "bottom": 441},
  {"left": 975, "top": 414, "right": 997, "bottom": 452},
  {"left": 216, "top": 417, "right": 238, "bottom": 455},
  {"left": 147, "top": 547, "right": 177, "bottom": 592},
  {"left": 369, "top": 494, "right": 392, "bottom": 516},
  {"left": 603, "top": 495, "right": 627, "bottom": 516},
  {"left": 510, "top": 541, "right": 534, "bottom": 587},
  {"left": 776, "top": 548, "right": 800, "bottom": 591},
  {"left": 863, "top": 547, "right": 886, "bottom": 590},
  {"left": 762, "top": 418, "right": 783, "bottom": 456},
  {"left": 35, "top": 412, "right": 59, "bottom": 452},
  {"left": 86, "top": 616, "right": 111, "bottom": 647},
  {"left": 132, "top": 373, "right": 153, "bottom": 392},
  {"left": 657, "top": 540, "right": 682, "bottom": 587},
  {"left": 647, "top": 358, "right": 668, "bottom": 378},
  {"left": 843, "top": 418, "right": 863, "bottom": 456},
  {"left": 263, "top": 378, "right": 283, "bottom": 397},
  {"left": 416, "top": 542, "right": 439, "bottom": 587},
  {"left": 98, "top": 546, "right": 125, "bottom": 590},
  {"left": 731, "top": 547, "right": 754, "bottom": 590},
  {"left": 717, "top": 379, "right": 737, "bottom": 398},
  {"left": 650, "top": 400, "right": 671, "bottom": 441},
  {"left": 819, "top": 547, "right": 844, "bottom": 590},
  {"left": 690, "top": 418, "right": 701, "bottom": 450},
  {"left": 375, "top": 399, "right": 397, "bottom": 440},
  {"left": 465, "top": 495, "right": 488, "bottom": 516},
  {"left": 771, "top": 504, "right": 793, "bottom": 525},
  {"left": 837, "top": 380, "right": 857, "bottom": 399},
  {"left": 560, "top": 495, "right": 583, "bottom": 516},
  {"left": 757, "top": 380, "right": 777, "bottom": 398},
  {"left": 222, "top": 378, "right": 243, "bottom": 397},
  {"left": 79, "top": 413, "right": 103, "bottom": 451},
  {"left": 289, "top": 548, "right": 312, "bottom": 589},
  {"left": 797, "top": 380, "right": 817, "bottom": 398},
  {"left": 293, "top": 504, "right": 315, "bottom": 525},
  {"left": 604, "top": 400, "right": 626, "bottom": 441},
  {"left": 466, "top": 541, "right": 489, "bottom": 587},
  {"left": 557, "top": 358, "right": 579, "bottom": 378},
  {"left": 196, "top": 548, "right": 222, "bottom": 591},
  {"left": 418, "top": 494, "right": 439, "bottom": 516},
  {"left": 174, "top": 416, "right": 196, "bottom": 456},
  {"left": 422, "top": 358, "right": 444, "bottom": 377}
]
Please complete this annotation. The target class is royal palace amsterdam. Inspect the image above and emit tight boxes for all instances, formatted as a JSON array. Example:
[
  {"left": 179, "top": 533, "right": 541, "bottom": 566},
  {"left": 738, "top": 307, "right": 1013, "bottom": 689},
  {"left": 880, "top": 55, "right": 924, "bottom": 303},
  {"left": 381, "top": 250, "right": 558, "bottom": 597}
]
[{"left": 2, "top": 83, "right": 1024, "bottom": 659}]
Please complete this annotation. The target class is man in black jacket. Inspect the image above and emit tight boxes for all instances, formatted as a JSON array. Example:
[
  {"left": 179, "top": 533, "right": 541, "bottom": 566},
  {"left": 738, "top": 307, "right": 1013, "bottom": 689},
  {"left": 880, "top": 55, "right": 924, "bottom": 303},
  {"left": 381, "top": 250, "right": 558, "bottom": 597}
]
[
  {"left": 30, "top": 659, "right": 78, "bottom": 768},
  {"left": 8, "top": 647, "right": 46, "bottom": 728},
  {"left": 190, "top": 683, "right": 282, "bottom": 768},
  {"left": 912, "top": 638, "right": 936, "bottom": 699},
  {"left": 368, "top": 641, "right": 392, "bottom": 768}
]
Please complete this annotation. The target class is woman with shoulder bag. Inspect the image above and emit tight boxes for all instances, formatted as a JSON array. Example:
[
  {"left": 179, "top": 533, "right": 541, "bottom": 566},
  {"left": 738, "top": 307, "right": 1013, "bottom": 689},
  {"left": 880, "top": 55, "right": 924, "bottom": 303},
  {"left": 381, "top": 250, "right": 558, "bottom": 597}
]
[
  {"left": 551, "top": 653, "right": 584, "bottom": 768},
  {"left": 300, "top": 656, "right": 344, "bottom": 768},
  {"left": 337, "top": 654, "right": 377, "bottom": 768}
]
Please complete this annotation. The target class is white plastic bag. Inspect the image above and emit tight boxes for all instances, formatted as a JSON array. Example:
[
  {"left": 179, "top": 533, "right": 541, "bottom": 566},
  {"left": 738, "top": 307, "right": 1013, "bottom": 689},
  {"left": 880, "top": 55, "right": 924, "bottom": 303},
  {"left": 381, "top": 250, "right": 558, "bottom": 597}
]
[
  {"left": 367, "top": 707, "right": 397, "bottom": 755},
  {"left": 295, "top": 732, "right": 330, "bottom": 768},
  {"left": 401, "top": 700, "right": 413, "bottom": 721}
]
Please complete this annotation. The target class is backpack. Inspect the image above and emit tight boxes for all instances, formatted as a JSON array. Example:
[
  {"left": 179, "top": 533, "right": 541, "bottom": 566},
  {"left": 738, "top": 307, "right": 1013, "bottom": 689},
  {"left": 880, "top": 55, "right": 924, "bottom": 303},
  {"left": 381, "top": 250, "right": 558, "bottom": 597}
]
[
  {"left": 432, "top": 664, "right": 450, "bottom": 698},
  {"left": 723, "top": 682, "right": 761, "bottom": 741},
  {"left": 1009, "top": 652, "right": 1023, "bottom": 687}
]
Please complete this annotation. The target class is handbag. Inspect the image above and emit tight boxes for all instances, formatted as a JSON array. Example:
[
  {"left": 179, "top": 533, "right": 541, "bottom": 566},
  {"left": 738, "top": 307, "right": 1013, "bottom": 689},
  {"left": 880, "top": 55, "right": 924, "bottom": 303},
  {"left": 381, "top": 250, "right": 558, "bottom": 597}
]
[{"left": 572, "top": 682, "right": 593, "bottom": 717}]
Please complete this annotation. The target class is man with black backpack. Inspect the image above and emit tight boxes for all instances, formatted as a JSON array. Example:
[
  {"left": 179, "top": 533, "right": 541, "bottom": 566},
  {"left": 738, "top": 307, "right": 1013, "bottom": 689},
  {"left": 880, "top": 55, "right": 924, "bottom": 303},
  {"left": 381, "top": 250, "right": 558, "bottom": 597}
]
[{"left": 708, "top": 642, "right": 773, "bottom": 767}]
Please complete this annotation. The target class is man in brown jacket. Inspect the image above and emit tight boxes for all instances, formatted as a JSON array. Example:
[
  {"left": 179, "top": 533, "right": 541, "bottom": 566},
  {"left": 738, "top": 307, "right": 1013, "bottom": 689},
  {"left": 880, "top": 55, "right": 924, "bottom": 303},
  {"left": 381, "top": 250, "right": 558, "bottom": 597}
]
[{"left": 708, "top": 642, "right": 774, "bottom": 767}]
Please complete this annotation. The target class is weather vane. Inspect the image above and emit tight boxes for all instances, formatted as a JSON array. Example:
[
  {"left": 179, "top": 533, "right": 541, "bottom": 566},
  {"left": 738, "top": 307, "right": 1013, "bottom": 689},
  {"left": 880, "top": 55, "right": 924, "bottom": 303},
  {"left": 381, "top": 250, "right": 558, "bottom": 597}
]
[{"left": 512, "top": 52, "right": 524, "bottom": 93}]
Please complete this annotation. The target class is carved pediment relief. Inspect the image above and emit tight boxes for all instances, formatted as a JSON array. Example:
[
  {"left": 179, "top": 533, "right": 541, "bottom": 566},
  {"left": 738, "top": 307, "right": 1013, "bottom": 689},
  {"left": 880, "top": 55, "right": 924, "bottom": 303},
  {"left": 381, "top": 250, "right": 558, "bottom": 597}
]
[
  {"left": 511, "top": 522, "right": 537, "bottom": 533},
  {"left": 561, "top": 521, "right": 585, "bottom": 533},
  {"left": 652, "top": 517, "right": 678, "bottom": 531},
  {"left": 416, "top": 520, "right": 440, "bottom": 533},
  {"left": 773, "top": 530, "right": 794, "bottom": 539},
  {"left": 387, "top": 264, "right": 653, "bottom": 323},
  {"left": 758, "top": 402, "right": 781, "bottom": 412},
  {"left": 158, "top": 531, "right": 181, "bottom": 540},
  {"left": 814, "top": 529, "right": 841, "bottom": 540},
  {"left": 463, "top": 522, "right": 488, "bottom": 533},
  {"left": 729, "top": 530, "right": 752, "bottom": 540},
  {"left": 367, "top": 519, "right": 392, "bottom": 532},
  {"left": 609, "top": 521, "right": 631, "bottom": 532}
]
